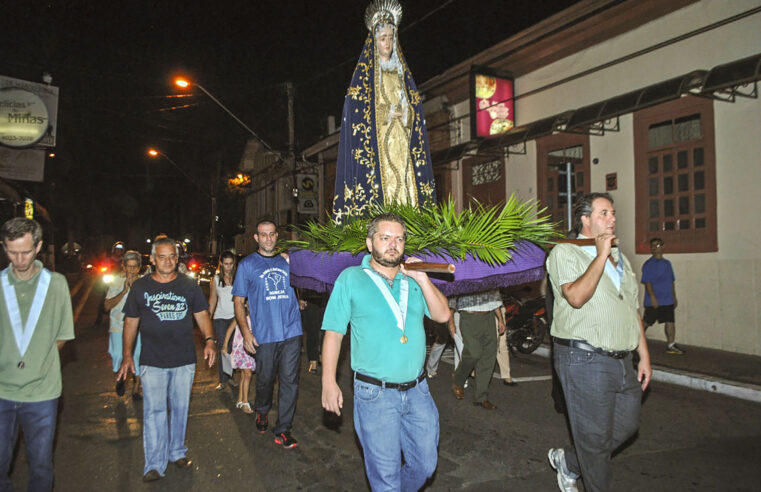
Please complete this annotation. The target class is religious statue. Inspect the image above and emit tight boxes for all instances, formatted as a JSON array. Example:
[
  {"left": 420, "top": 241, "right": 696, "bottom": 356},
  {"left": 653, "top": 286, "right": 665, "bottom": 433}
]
[{"left": 332, "top": 0, "right": 436, "bottom": 224}]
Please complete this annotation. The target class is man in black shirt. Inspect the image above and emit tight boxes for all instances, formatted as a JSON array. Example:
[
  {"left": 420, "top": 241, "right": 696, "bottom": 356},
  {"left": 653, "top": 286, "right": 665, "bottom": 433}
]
[{"left": 117, "top": 237, "right": 216, "bottom": 482}]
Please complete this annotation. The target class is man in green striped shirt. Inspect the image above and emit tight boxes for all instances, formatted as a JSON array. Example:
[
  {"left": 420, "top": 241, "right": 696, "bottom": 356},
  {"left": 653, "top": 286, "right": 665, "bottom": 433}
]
[{"left": 545, "top": 193, "right": 651, "bottom": 492}]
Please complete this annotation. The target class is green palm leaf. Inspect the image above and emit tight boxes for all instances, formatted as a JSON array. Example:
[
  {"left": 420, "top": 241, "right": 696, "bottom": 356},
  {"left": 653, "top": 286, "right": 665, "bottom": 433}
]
[{"left": 283, "top": 196, "right": 561, "bottom": 266}]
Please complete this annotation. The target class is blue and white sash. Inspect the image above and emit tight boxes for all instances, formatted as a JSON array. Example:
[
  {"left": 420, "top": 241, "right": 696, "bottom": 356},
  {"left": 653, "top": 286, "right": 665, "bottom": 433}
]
[
  {"left": 579, "top": 246, "right": 624, "bottom": 291},
  {"left": 1, "top": 267, "right": 51, "bottom": 357},
  {"left": 363, "top": 268, "right": 409, "bottom": 334}
]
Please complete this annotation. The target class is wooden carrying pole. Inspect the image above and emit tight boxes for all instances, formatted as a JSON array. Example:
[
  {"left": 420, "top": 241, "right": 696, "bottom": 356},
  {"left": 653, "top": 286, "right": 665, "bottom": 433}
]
[
  {"left": 402, "top": 262, "right": 456, "bottom": 274},
  {"left": 550, "top": 238, "right": 619, "bottom": 248}
]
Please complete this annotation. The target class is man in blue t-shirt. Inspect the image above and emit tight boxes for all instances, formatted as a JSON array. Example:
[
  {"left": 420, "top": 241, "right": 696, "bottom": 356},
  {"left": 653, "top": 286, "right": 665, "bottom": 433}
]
[
  {"left": 641, "top": 237, "right": 684, "bottom": 354},
  {"left": 321, "top": 213, "right": 450, "bottom": 491},
  {"left": 117, "top": 237, "right": 217, "bottom": 482},
  {"left": 233, "top": 218, "right": 302, "bottom": 449}
]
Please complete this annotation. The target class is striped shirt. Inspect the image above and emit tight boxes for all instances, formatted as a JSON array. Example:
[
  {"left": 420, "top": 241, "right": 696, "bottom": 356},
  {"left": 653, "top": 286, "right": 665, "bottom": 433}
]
[
  {"left": 546, "top": 243, "right": 640, "bottom": 351},
  {"left": 451, "top": 289, "right": 502, "bottom": 313}
]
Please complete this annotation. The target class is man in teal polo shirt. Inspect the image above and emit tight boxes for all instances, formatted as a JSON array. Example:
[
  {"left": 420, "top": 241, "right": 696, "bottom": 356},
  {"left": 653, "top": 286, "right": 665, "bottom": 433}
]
[
  {"left": 321, "top": 213, "right": 450, "bottom": 491},
  {"left": 0, "top": 218, "right": 74, "bottom": 491}
]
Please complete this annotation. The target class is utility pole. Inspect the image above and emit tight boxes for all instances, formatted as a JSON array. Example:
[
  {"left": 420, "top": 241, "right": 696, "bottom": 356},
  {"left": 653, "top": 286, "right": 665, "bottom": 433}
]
[
  {"left": 285, "top": 82, "right": 298, "bottom": 227},
  {"left": 210, "top": 160, "right": 220, "bottom": 255}
]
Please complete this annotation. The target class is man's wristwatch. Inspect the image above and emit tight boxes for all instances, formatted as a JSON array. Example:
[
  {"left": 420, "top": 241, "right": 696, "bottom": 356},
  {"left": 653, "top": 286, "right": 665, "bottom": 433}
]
[{"left": 205, "top": 336, "right": 217, "bottom": 345}]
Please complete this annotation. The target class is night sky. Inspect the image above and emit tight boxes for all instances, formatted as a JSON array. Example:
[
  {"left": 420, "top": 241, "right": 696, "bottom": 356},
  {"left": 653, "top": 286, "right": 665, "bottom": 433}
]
[{"left": 3, "top": 0, "right": 577, "bottom": 251}]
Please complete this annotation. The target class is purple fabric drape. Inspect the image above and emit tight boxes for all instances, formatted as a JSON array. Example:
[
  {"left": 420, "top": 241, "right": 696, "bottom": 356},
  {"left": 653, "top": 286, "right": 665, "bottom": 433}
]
[{"left": 289, "top": 242, "right": 547, "bottom": 296}]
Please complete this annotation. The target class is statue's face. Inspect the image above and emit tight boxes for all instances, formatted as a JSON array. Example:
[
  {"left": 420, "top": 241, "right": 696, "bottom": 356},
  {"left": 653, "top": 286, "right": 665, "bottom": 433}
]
[{"left": 376, "top": 25, "right": 394, "bottom": 61}]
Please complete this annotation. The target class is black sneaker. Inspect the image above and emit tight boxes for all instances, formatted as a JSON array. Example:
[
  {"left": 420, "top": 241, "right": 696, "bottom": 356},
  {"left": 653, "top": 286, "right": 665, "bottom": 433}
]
[
  {"left": 256, "top": 413, "right": 268, "bottom": 434},
  {"left": 115, "top": 378, "right": 125, "bottom": 396},
  {"left": 274, "top": 431, "right": 299, "bottom": 449}
]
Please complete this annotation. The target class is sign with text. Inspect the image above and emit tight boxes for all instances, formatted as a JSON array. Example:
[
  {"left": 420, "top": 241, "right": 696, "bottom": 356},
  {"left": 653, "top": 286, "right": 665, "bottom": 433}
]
[
  {"left": 0, "top": 88, "right": 49, "bottom": 148},
  {"left": 0, "top": 75, "right": 59, "bottom": 148},
  {"left": 470, "top": 66, "right": 515, "bottom": 138}
]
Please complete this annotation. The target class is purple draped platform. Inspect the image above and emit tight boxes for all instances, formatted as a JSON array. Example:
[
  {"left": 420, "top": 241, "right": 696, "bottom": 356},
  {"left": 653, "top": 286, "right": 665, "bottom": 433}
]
[{"left": 289, "top": 242, "right": 547, "bottom": 296}]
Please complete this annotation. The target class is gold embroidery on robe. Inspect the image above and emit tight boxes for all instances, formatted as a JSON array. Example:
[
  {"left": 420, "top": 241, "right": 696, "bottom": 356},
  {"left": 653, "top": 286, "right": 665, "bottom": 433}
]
[{"left": 375, "top": 68, "right": 418, "bottom": 207}]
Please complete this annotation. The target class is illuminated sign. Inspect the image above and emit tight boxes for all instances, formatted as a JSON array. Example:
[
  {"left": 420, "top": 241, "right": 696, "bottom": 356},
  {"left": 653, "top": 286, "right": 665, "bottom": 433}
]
[
  {"left": 0, "top": 88, "right": 49, "bottom": 148},
  {"left": 470, "top": 66, "right": 515, "bottom": 138}
]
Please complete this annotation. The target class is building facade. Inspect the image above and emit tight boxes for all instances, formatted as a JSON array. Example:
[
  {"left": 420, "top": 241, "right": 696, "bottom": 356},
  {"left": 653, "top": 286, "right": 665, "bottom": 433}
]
[{"left": 304, "top": 0, "right": 761, "bottom": 355}]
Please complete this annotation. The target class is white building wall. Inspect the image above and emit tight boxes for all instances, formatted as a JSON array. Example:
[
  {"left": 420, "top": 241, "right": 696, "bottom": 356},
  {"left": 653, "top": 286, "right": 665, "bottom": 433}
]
[{"left": 460, "top": 1, "right": 761, "bottom": 354}]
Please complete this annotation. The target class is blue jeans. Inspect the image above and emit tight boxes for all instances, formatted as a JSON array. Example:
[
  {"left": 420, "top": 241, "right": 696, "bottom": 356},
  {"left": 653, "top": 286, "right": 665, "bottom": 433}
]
[
  {"left": 353, "top": 375, "right": 440, "bottom": 492},
  {"left": 253, "top": 336, "right": 301, "bottom": 435},
  {"left": 553, "top": 344, "right": 642, "bottom": 492},
  {"left": 0, "top": 397, "right": 58, "bottom": 492},
  {"left": 140, "top": 364, "right": 195, "bottom": 475}
]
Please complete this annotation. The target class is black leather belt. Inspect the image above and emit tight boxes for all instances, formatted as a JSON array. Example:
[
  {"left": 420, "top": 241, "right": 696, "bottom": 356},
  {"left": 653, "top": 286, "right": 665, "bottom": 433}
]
[
  {"left": 553, "top": 337, "right": 631, "bottom": 359},
  {"left": 354, "top": 372, "right": 425, "bottom": 391}
]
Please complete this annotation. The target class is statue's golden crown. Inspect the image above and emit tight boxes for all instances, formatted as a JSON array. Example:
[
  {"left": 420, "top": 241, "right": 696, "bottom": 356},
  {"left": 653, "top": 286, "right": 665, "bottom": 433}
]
[{"left": 364, "top": 0, "right": 403, "bottom": 31}]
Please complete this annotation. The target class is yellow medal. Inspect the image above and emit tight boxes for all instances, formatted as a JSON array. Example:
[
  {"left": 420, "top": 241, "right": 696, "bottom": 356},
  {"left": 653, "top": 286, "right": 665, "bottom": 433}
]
[{"left": 400, "top": 335, "right": 408, "bottom": 344}]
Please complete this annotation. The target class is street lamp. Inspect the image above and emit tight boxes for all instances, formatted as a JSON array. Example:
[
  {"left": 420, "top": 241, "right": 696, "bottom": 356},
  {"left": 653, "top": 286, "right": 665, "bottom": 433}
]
[
  {"left": 173, "top": 76, "right": 276, "bottom": 154},
  {"left": 146, "top": 148, "right": 209, "bottom": 197},
  {"left": 146, "top": 148, "right": 216, "bottom": 254}
]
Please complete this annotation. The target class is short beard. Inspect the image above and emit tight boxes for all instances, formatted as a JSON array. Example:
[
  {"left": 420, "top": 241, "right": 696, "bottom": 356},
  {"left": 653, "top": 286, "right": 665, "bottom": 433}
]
[{"left": 372, "top": 249, "right": 402, "bottom": 267}]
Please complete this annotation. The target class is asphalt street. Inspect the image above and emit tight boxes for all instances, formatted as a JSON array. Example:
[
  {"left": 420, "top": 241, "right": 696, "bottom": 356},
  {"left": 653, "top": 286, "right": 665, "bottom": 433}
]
[{"left": 6, "top": 278, "right": 761, "bottom": 491}]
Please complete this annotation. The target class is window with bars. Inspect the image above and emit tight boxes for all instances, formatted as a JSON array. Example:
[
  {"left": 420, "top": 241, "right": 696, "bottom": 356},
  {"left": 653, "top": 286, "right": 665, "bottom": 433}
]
[{"left": 634, "top": 97, "right": 716, "bottom": 253}]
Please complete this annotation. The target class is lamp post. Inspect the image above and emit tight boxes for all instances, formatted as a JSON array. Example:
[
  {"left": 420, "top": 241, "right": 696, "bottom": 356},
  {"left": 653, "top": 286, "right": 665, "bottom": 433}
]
[
  {"left": 174, "top": 77, "right": 277, "bottom": 154},
  {"left": 147, "top": 148, "right": 216, "bottom": 254}
]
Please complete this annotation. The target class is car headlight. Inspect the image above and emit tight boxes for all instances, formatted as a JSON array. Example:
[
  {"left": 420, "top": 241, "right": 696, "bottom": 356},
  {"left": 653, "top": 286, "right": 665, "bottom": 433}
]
[{"left": 103, "top": 274, "right": 114, "bottom": 284}]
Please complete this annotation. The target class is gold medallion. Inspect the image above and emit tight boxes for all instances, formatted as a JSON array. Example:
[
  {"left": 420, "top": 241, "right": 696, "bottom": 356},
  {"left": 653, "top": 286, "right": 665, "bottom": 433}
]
[{"left": 400, "top": 335, "right": 408, "bottom": 344}]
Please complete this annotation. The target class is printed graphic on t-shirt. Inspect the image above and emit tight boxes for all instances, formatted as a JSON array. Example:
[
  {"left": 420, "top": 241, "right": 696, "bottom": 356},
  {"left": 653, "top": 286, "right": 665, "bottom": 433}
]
[
  {"left": 261, "top": 268, "right": 290, "bottom": 301},
  {"left": 143, "top": 291, "right": 188, "bottom": 321}
]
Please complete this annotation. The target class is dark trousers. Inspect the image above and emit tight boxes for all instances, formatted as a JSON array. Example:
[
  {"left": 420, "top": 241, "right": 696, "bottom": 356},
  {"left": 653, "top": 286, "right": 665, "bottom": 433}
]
[
  {"left": 213, "top": 317, "right": 234, "bottom": 384},
  {"left": 453, "top": 311, "right": 497, "bottom": 402},
  {"left": 554, "top": 344, "right": 642, "bottom": 492},
  {"left": 254, "top": 335, "right": 301, "bottom": 434},
  {"left": 301, "top": 303, "right": 324, "bottom": 362},
  {"left": 0, "top": 397, "right": 58, "bottom": 492}
]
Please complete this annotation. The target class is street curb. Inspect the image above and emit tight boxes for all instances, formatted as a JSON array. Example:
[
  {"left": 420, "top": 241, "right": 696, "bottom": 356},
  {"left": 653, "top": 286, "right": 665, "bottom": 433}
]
[{"left": 533, "top": 346, "right": 761, "bottom": 404}]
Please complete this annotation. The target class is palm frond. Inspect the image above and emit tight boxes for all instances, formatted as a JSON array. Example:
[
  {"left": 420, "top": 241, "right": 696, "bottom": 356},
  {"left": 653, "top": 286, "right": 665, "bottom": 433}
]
[{"left": 283, "top": 196, "right": 562, "bottom": 266}]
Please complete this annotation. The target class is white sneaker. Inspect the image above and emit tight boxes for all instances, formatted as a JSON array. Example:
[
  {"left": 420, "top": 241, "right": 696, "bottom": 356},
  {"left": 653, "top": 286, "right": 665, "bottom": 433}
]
[{"left": 548, "top": 448, "right": 578, "bottom": 492}]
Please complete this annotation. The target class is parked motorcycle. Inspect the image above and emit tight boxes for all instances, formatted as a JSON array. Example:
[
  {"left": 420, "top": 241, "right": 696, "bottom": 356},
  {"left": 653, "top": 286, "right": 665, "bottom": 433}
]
[{"left": 503, "top": 295, "right": 548, "bottom": 354}]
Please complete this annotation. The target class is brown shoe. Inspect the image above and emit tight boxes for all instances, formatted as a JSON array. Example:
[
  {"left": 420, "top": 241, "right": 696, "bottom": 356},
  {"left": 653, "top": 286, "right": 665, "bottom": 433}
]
[
  {"left": 473, "top": 400, "right": 497, "bottom": 410},
  {"left": 172, "top": 457, "right": 193, "bottom": 468},
  {"left": 142, "top": 470, "right": 162, "bottom": 482},
  {"left": 451, "top": 383, "right": 465, "bottom": 400}
]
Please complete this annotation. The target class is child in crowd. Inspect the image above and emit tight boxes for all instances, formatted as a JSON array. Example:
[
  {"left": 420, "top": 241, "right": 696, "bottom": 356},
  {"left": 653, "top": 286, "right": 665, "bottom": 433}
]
[{"left": 223, "top": 314, "right": 256, "bottom": 413}]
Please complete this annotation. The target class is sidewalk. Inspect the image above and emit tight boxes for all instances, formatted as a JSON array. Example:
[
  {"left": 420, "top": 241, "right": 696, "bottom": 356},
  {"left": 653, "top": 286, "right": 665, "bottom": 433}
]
[{"left": 534, "top": 338, "right": 761, "bottom": 403}]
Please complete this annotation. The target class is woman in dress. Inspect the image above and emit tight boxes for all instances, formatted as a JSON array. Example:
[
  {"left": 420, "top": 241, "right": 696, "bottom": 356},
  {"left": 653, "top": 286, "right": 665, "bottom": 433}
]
[{"left": 208, "top": 251, "right": 238, "bottom": 390}]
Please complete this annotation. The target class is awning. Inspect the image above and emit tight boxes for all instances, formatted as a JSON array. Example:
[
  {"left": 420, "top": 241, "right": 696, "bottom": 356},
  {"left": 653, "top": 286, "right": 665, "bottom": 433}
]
[
  {"left": 564, "top": 70, "right": 707, "bottom": 133},
  {"left": 700, "top": 52, "right": 761, "bottom": 101},
  {"left": 429, "top": 140, "right": 480, "bottom": 166},
  {"left": 433, "top": 53, "right": 761, "bottom": 160}
]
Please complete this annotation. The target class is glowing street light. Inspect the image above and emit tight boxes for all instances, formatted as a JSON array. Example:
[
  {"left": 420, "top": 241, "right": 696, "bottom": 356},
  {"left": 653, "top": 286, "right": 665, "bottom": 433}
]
[
  {"left": 146, "top": 148, "right": 216, "bottom": 254},
  {"left": 173, "top": 76, "right": 275, "bottom": 153},
  {"left": 146, "top": 148, "right": 210, "bottom": 198}
]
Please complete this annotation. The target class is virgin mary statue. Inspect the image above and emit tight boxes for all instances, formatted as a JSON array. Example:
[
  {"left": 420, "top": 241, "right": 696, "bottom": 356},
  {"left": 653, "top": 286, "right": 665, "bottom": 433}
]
[{"left": 331, "top": 0, "right": 436, "bottom": 224}]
